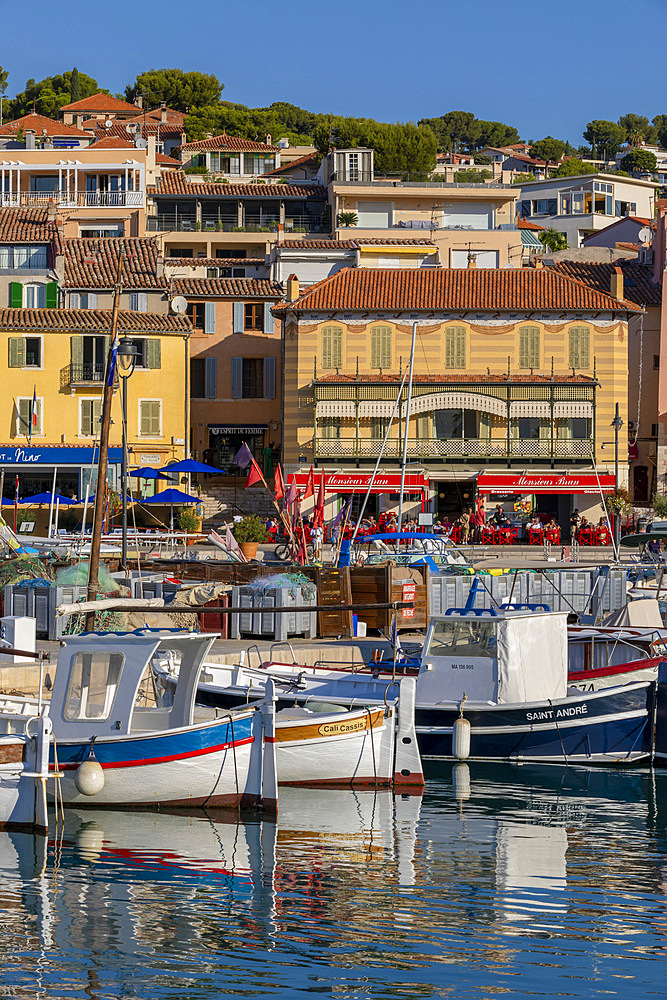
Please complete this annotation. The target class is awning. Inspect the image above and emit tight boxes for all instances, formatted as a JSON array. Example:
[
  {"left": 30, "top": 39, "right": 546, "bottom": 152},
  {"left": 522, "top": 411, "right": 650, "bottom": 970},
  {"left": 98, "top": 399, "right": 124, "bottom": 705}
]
[
  {"left": 0, "top": 445, "right": 123, "bottom": 465},
  {"left": 293, "top": 471, "right": 428, "bottom": 495},
  {"left": 354, "top": 392, "right": 507, "bottom": 419},
  {"left": 317, "top": 401, "right": 355, "bottom": 417},
  {"left": 509, "top": 401, "right": 593, "bottom": 418},
  {"left": 477, "top": 472, "right": 615, "bottom": 495}
]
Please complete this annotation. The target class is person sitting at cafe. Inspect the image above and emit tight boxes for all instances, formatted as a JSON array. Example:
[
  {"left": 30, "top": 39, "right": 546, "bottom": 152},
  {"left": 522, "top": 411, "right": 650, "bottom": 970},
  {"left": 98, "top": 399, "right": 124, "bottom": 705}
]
[
  {"left": 492, "top": 505, "right": 506, "bottom": 527},
  {"left": 526, "top": 514, "right": 542, "bottom": 535},
  {"left": 546, "top": 517, "right": 559, "bottom": 531}
]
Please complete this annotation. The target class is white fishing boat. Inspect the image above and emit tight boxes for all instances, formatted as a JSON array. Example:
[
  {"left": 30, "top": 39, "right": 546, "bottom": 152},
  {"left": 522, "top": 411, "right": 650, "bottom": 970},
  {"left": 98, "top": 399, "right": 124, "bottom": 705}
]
[{"left": 0, "top": 710, "right": 51, "bottom": 832}]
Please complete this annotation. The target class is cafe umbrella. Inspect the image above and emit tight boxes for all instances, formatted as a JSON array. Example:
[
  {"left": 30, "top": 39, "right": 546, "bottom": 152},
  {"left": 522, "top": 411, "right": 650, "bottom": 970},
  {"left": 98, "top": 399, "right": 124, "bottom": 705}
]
[{"left": 141, "top": 487, "right": 200, "bottom": 531}]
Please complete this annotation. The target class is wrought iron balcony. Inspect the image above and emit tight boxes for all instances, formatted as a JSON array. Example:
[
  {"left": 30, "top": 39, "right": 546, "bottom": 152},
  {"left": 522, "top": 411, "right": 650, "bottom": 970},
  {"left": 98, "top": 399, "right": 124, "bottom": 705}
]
[
  {"left": 60, "top": 364, "right": 106, "bottom": 389},
  {"left": 313, "top": 437, "right": 594, "bottom": 461}
]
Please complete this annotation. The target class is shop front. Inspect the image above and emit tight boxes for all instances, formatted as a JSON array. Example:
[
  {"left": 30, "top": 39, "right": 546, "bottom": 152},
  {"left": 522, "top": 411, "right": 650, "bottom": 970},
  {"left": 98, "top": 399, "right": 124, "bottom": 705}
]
[
  {"left": 476, "top": 472, "right": 616, "bottom": 539},
  {"left": 206, "top": 424, "right": 269, "bottom": 473},
  {"left": 0, "top": 445, "right": 123, "bottom": 501},
  {"left": 293, "top": 471, "right": 429, "bottom": 524}
]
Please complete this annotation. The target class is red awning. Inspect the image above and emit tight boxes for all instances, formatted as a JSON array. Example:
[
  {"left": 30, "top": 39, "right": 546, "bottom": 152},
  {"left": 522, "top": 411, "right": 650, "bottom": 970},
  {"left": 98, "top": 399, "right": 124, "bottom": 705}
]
[
  {"left": 293, "top": 472, "right": 428, "bottom": 495},
  {"left": 477, "top": 472, "right": 615, "bottom": 495}
]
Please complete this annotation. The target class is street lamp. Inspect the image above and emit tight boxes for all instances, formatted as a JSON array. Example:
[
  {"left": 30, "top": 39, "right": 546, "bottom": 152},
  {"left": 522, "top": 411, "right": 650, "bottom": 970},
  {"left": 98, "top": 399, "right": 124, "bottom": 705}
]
[
  {"left": 117, "top": 337, "right": 138, "bottom": 569},
  {"left": 611, "top": 402, "right": 624, "bottom": 552}
]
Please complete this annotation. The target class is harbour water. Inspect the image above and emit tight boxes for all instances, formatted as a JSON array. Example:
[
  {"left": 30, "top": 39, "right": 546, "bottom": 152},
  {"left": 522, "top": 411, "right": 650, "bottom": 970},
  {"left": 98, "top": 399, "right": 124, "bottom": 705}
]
[{"left": 3, "top": 766, "right": 667, "bottom": 999}]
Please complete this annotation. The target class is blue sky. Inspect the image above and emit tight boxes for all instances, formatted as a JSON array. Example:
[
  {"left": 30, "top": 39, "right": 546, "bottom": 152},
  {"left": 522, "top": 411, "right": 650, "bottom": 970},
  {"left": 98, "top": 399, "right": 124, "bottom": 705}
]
[{"left": 1, "top": 0, "right": 665, "bottom": 144}]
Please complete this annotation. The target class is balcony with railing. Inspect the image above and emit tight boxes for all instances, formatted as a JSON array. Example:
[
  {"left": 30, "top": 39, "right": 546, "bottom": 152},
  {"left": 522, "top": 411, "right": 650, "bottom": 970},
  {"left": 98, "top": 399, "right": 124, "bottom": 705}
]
[
  {"left": 313, "top": 436, "right": 594, "bottom": 461},
  {"left": 147, "top": 209, "right": 326, "bottom": 234},
  {"left": 60, "top": 364, "right": 106, "bottom": 389},
  {"left": 0, "top": 190, "right": 144, "bottom": 208}
]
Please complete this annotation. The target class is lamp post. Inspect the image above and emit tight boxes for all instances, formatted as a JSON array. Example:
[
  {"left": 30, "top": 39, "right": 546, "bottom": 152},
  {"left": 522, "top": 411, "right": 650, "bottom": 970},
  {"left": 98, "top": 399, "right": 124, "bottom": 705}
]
[
  {"left": 117, "top": 337, "right": 138, "bottom": 570},
  {"left": 611, "top": 402, "right": 624, "bottom": 552}
]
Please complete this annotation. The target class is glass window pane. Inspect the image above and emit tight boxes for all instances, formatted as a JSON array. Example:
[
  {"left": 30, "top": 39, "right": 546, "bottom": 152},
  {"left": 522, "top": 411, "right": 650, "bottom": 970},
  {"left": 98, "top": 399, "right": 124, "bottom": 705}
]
[{"left": 64, "top": 652, "right": 124, "bottom": 721}]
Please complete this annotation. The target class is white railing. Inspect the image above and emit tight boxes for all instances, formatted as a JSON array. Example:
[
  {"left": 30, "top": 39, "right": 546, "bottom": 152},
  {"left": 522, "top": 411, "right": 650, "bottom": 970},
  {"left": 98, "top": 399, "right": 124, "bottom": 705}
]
[
  {"left": 0, "top": 190, "right": 144, "bottom": 208},
  {"left": 315, "top": 436, "right": 595, "bottom": 460}
]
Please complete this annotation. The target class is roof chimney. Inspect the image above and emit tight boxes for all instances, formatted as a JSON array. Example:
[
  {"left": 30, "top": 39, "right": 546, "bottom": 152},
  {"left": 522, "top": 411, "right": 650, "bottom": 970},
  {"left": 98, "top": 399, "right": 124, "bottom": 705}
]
[
  {"left": 533, "top": 256, "right": 543, "bottom": 269},
  {"left": 286, "top": 273, "right": 300, "bottom": 302},
  {"left": 276, "top": 222, "right": 284, "bottom": 244},
  {"left": 610, "top": 265, "right": 624, "bottom": 300},
  {"left": 135, "top": 95, "right": 143, "bottom": 109},
  {"left": 46, "top": 200, "right": 56, "bottom": 223},
  {"left": 266, "top": 133, "right": 272, "bottom": 146},
  {"left": 25, "top": 130, "right": 35, "bottom": 150}
]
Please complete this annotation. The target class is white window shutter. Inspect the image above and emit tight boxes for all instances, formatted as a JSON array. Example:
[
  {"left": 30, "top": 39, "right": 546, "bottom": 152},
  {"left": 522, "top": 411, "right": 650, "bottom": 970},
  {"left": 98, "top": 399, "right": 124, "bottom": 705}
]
[
  {"left": 264, "top": 357, "right": 276, "bottom": 398},
  {"left": 233, "top": 302, "right": 244, "bottom": 334},
  {"left": 138, "top": 292, "right": 147, "bottom": 312},
  {"left": 70, "top": 292, "right": 80, "bottom": 308},
  {"left": 205, "top": 301, "right": 216, "bottom": 335},
  {"left": 129, "top": 292, "right": 138, "bottom": 310},
  {"left": 263, "top": 302, "right": 274, "bottom": 334},
  {"left": 231, "top": 356, "right": 242, "bottom": 398},
  {"left": 205, "top": 357, "right": 217, "bottom": 398}
]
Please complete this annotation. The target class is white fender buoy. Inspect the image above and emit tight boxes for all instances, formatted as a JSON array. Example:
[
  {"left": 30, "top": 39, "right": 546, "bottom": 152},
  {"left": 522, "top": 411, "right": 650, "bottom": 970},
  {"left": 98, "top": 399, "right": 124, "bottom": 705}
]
[
  {"left": 75, "top": 750, "right": 105, "bottom": 796},
  {"left": 76, "top": 823, "right": 104, "bottom": 862},
  {"left": 453, "top": 716, "right": 471, "bottom": 760},
  {"left": 452, "top": 762, "right": 471, "bottom": 802}
]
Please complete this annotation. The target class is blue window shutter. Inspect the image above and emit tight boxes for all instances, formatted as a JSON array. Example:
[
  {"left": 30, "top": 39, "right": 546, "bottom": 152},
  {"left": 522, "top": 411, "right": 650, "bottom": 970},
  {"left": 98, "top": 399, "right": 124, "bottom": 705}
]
[
  {"left": 205, "top": 301, "right": 216, "bottom": 335},
  {"left": 263, "top": 302, "right": 274, "bottom": 334},
  {"left": 205, "top": 357, "right": 217, "bottom": 398},
  {"left": 264, "top": 356, "right": 276, "bottom": 398},
  {"left": 233, "top": 302, "right": 244, "bottom": 334},
  {"left": 231, "top": 356, "right": 242, "bottom": 398}
]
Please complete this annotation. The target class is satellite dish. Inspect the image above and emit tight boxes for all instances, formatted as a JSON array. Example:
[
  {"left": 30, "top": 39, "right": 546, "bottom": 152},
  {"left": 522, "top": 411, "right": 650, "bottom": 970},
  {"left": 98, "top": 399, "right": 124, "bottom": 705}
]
[
  {"left": 638, "top": 227, "right": 651, "bottom": 243},
  {"left": 170, "top": 296, "right": 188, "bottom": 315},
  {"left": 134, "top": 137, "right": 148, "bottom": 149},
  {"left": 104, "top": 119, "right": 113, "bottom": 130},
  {"left": 125, "top": 123, "right": 138, "bottom": 134}
]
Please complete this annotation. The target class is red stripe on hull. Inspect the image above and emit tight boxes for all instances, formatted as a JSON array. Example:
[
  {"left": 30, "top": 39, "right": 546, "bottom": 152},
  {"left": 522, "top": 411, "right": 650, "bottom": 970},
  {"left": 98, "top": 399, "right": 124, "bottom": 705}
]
[
  {"left": 54, "top": 736, "right": 254, "bottom": 772},
  {"left": 569, "top": 656, "right": 663, "bottom": 683},
  {"left": 279, "top": 776, "right": 393, "bottom": 788}
]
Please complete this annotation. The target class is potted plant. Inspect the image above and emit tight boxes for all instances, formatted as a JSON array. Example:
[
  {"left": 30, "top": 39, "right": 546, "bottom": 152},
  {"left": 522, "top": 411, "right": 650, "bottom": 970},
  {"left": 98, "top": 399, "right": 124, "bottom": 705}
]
[
  {"left": 232, "top": 515, "right": 268, "bottom": 560},
  {"left": 178, "top": 507, "right": 201, "bottom": 540}
]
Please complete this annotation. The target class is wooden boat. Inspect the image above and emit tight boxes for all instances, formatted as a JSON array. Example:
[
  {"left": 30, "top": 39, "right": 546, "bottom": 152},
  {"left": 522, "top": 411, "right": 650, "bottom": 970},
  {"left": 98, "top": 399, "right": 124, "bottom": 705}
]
[
  {"left": 0, "top": 630, "right": 278, "bottom": 812},
  {"left": 0, "top": 711, "right": 51, "bottom": 831}
]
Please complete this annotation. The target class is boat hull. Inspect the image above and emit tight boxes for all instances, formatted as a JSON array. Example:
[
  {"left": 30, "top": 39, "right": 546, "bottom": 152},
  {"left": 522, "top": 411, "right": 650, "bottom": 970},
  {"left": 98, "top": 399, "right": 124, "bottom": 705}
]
[{"left": 49, "top": 712, "right": 261, "bottom": 808}]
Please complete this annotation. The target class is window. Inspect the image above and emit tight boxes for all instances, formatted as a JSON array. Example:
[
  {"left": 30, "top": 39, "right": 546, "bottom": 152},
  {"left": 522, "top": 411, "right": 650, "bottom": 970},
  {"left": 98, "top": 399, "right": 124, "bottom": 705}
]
[
  {"left": 241, "top": 359, "right": 264, "bottom": 398},
  {"left": 79, "top": 398, "right": 102, "bottom": 436},
  {"left": 16, "top": 397, "right": 42, "bottom": 436},
  {"left": 320, "top": 417, "right": 341, "bottom": 438},
  {"left": 24, "top": 284, "right": 45, "bottom": 308},
  {"left": 444, "top": 326, "right": 466, "bottom": 369},
  {"left": 70, "top": 292, "right": 97, "bottom": 309},
  {"left": 370, "top": 326, "right": 392, "bottom": 369},
  {"left": 191, "top": 358, "right": 206, "bottom": 398},
  {"left": 569, "top": 326, "right": 590, "bottom": 369},
  {"left": 122, "top": 337, "right": 158, "bottom": 369},
  {"left": 187, "top": 302, "right": 206, "bottom": 332},
  {"left": 129, "top": 292, "right": 148, "bottom": 312},
  {"left": 532, "top": 199, "right": 557, "bottom": 216},
  {"left": 139, "top": 400, "right": 162, "bottom": 437},
  {"left": 557, "top": 418, "right": 591, "bottom": 440},
  {"left": 24, "top": 337, "right": 41, "bottom": 368},
  {"left": 654, "top": 355, "right": 660, "bottom": 370},
  {"left": 322, "top": 326, "right": 343, "bottom": 369},
  {"left": 0, "top": 245, "right": 48, "bottom": 269},
  {"left": 518, "top": 417, "right": 540, "bottom": 439},
  {"left": 244, "top": 302, "right": 263, "bottom": 331},
  {"left": 79, "top": 226, "right": 123, "bottom": 238},
  {"left": 519, "top": 326, "right": 540, "bottom": 369},
  {"left": 370, "top": 417, "right": 390, "bottom": 439},
  {"left": 64, "top": 652, "right": 124, "bottom": 721},
  {"left": 651, "top": 423, "right": 659, "bottom": 438}
]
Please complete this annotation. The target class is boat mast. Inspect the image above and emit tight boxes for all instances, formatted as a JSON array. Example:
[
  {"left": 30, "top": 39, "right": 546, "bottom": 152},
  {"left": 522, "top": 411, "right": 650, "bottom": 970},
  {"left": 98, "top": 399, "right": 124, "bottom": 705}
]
[
  {"left": 85, "top": 247, "right": 125, "bottom": 630},
  {"left": 397, "top": 321, "right": 417, "bottom": 533}
]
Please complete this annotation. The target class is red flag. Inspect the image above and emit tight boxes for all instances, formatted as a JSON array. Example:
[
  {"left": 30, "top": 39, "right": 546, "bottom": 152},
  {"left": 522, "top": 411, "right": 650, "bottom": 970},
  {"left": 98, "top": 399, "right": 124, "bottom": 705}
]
[
  {"left": 274, "top": 464, "right": 285, "bottom": 501},
  {"left": 302, "top": 466, "right": 315, "bottom": 500},
  {"left": 313, "top": 469, "right": 325, "bottom": 527},
  {"left": 244, "top": 457, "right": 263, "bottom": 488}
]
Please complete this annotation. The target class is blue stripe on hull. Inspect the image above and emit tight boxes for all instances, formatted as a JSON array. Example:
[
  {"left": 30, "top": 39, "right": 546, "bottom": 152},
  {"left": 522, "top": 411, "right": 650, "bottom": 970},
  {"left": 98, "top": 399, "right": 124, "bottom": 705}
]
[
  {"left": 51, "top": 713, "right": 254, "bottom": 768},
  {"left": 418, "top": 712, "right": 649, "bottom": 763}
]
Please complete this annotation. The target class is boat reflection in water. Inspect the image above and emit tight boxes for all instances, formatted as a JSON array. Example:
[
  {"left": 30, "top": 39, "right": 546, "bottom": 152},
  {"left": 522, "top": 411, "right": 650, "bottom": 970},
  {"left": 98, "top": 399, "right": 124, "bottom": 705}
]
[{"left": 0, "top": 771, "right": 667, "bottom": 997}]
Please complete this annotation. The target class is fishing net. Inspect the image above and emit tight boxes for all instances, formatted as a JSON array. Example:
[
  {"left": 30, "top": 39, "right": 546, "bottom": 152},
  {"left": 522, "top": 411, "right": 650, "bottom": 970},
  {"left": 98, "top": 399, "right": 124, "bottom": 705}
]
[
  {"left": 0, "top": 555, "right": 54, "bottom": 588},
  {"left": 245, "top": 572, "right": 316, "bottom": 599},
  {"left": 55, "top": 562, "right": 122, "bottom": 591}
]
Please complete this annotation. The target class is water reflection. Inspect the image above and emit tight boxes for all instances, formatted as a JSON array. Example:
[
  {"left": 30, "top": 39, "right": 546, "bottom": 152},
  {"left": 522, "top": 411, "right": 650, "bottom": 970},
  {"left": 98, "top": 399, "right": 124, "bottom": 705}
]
[{"left": 0, "top": 769, "right": 665, "bottom": 998}]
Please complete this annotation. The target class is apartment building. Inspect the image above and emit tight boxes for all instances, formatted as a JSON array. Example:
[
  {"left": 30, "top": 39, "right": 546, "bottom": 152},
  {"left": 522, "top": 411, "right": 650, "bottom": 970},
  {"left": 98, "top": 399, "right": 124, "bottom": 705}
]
[
  {"left": 177, "top": 134, "right": 280, "bottom": 178},
  {"left": 0, "top": 307, "right": 190, "bottom": 497},
  {"left": 274, "top": 267, "right": 638, "bottom": 522},
  {"left": 0, "top": 207, "right": 60, "bottom": 309}
]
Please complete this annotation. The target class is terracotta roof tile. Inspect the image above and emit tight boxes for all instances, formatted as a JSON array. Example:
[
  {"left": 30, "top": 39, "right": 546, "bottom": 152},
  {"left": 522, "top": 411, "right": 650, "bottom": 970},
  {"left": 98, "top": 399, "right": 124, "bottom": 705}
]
[
  {"left": 60, "top": 93, "right": 140, "bottom": 113},
  {"left": 62, "top": 237, "right": 166, "bottom": 290},
  {"left": 517, "top": 217, "right": 545, "bottom": 231},
  {"left": 0, "top": 113, "right": 91, "bottom": 139},
  {"left": 91, "top": 122, "right": 184, "bottom": 141},
  {"left": 549, "top": 260, "right": 661, "bottom": 306},
  {"left": 178, "top": 133, "right": 279, "bottom": 153},
  {"left": 171, "top": 277, "right": 282, "bottom": 298},
  {"left": 274, "top": 267, "right": 643, "bottom": 314},
  {"left": 263, "top": 151, "right": 320, "bottom": 175},
  {"left": 128, "top": 107, "right": 186, "bottom": 125},
  {"left": 154, "top": 173, "right": 326, "bottom": 199},
  {"left": 0, "top": 307, "right": 190, "bottom": 334},
  {"left": 156, "top": 152, "right": 182, "bottom": 166},
  {"left": 316, "top": 373, "right": 596, "bottom": 385},
  {"left": 87, "top": 136, "right": 135, "bottom": 150},
  {"left": 0, "top": 207, "right": 59, "bottom": 245},
  {"left": 277, "top": 238, "right": 436, "bottom": 250}
]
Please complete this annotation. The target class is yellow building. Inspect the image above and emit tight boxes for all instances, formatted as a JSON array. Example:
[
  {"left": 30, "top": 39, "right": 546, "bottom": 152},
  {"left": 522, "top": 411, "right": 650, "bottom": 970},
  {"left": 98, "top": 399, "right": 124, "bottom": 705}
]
[
  {"left": 274, "top": 266, "right": 639, "bottom": 524},
  {"left": 0, "top": 307, "right": 191, "bottom": 497}
]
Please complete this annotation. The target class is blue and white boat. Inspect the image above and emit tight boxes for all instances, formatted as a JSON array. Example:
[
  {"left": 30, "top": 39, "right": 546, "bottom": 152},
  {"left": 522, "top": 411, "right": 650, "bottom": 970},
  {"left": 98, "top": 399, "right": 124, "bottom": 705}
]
[
  {"left": 174, "top": 608, "right": 656, "bottom": 767},
  {"left": 0, "top": 630, "right": 277, "bottom": 811}
]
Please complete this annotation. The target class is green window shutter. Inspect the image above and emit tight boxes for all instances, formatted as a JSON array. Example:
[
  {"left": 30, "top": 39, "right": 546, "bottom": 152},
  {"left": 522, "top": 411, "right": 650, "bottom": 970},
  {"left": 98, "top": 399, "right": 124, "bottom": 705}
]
[
  {"left": 147, "top": 339, "right": 162, "bottom": 369},
  {"left": 10, "top": 282, "right": 23, "bottom": 308},
  {"left": 45, "top": 281, "right": 58, "bottom": 309},
  {"left": 322, "top": 326, "right": 342, "bottom": 369},
  {"left": 70, "top": 336, "right": 83, "bottom": 368},
  {"left": 519, "top": 326, "right": 540, "bottom": 369},
  {"left": 445, "top": 327, "right": 466, "bottom": 369},
  {"left": 568, "top": 326, "right": 590, "bottom": 369},
  {"left": 8, "top": 337, "right": 25, "bottom": 368},
  {"left": 17, "top": 399, "right": 30, "bottom": 435},
  {"left": 140, "top": 401, "right": 161, "bottom": 436},
  {"left": 371, "top": 326, "right": 391, "bottom": 369},
  {"left": 80, "top": 399, "right": 92, "bottom": 436}
]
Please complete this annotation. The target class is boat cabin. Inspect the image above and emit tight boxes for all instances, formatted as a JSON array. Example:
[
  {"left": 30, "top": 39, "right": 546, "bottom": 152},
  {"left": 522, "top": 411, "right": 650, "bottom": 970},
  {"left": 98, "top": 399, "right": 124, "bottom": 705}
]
[
  {"left": 419, "top": 608, "right": 568, "bottom": 705},
  {"left": 48, "top": 630, "right": 219, "bottom": 740}
]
